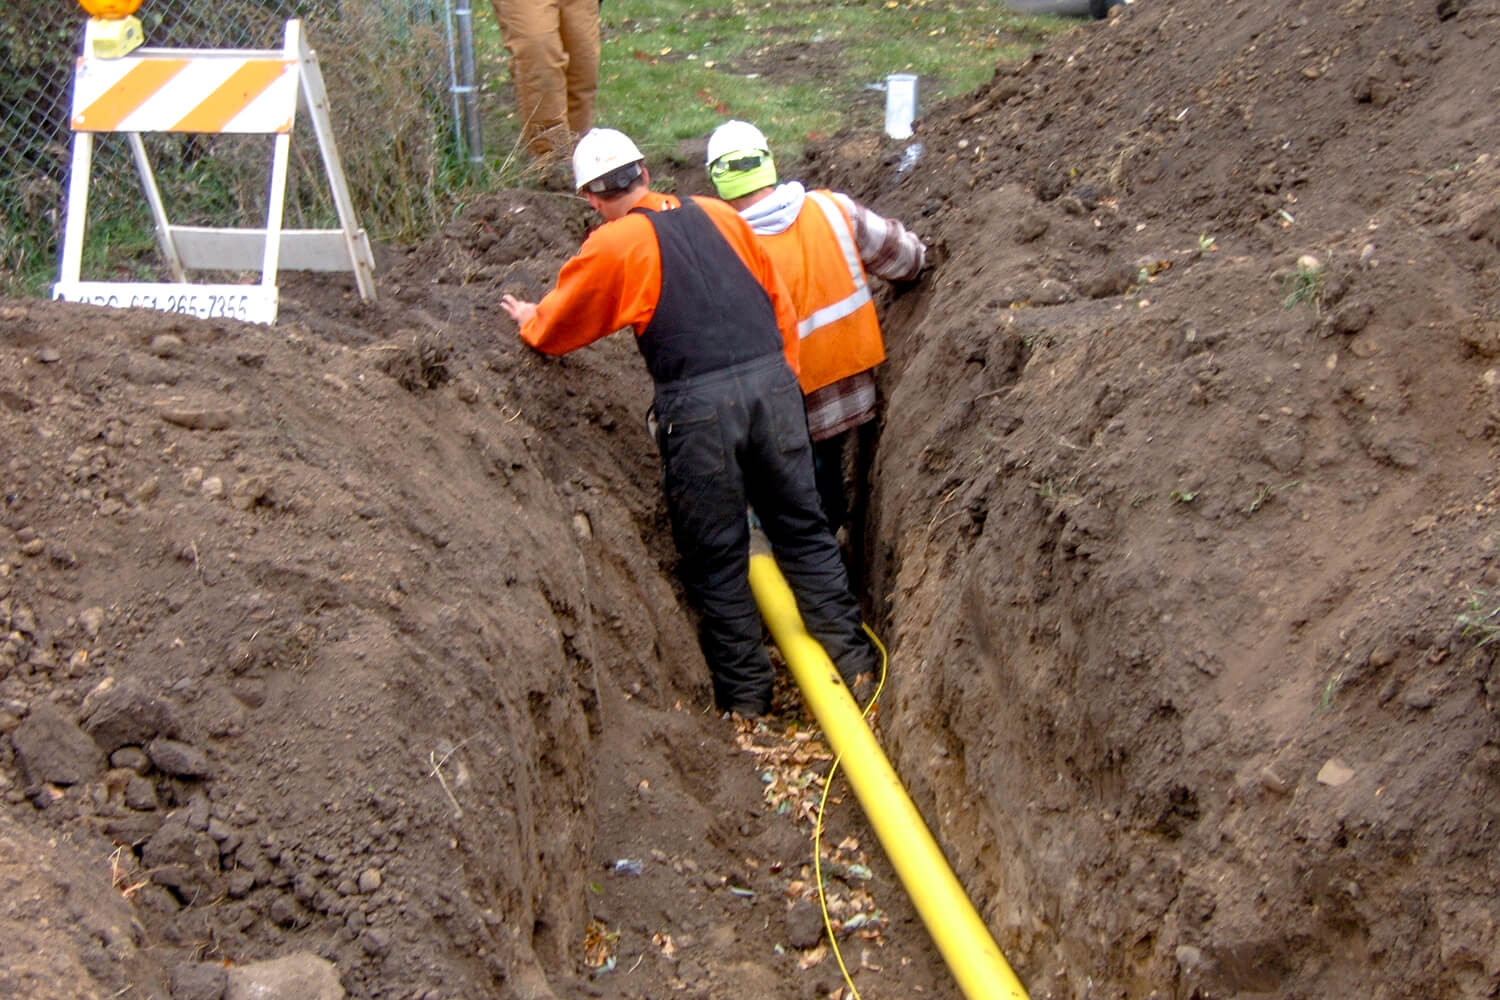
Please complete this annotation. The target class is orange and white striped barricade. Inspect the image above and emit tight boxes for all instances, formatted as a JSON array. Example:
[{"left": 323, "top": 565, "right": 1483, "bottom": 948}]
[{"left": 53, "top": 19, "right": 377, "bottom": 324}]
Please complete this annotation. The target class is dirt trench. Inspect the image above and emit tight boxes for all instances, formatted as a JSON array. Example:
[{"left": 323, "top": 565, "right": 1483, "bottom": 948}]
[
  {"left": 814, "top": 1, "right": 1500, "bottom": 997},
  {"left": 6, "top": 0, "right": 1500, "bottom": 999},
  {"left": 0, "top": 193, "right": 966, "bottom": 1000}
]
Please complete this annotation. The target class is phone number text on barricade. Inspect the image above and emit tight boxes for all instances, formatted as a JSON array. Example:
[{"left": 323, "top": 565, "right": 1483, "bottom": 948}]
[
  {"left": 59, "top": 289, "right": 253, "bottom": 321},
  {"left": 53, "top": 282, "right": 280, "bottom": 324}
]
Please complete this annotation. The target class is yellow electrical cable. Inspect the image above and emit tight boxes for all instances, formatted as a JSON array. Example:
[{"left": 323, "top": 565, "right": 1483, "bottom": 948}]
[{"left": 812, "top": 622, "right": 888, "bottom": 1000}]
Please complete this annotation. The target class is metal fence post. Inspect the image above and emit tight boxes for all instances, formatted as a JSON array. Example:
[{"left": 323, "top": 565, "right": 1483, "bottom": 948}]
[
  {"left": 452, "top": 1, "right": 484, "bottom": 166},
  {"left": 442, "top": 0, "right": 463, "bottom": 155}
]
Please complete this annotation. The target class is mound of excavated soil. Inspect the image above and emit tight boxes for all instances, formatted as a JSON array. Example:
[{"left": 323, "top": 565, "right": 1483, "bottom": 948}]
[
  {"left": 805, "top": 0, "right": 1500, "bottom": 996},
  {"left": 3, "top": 1, "right": 1500, "bottom": 999},
  {"left": 1, "top": 179, "right": 955, "bottom": 1000}
]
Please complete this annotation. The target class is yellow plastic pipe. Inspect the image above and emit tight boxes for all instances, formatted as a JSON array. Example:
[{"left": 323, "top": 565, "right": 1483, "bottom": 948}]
[{"left": 748, "top": 551, "right": 1030, "bottom": 1000}]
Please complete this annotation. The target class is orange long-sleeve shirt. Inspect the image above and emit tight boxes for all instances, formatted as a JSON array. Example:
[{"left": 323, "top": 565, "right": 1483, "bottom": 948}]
[{"left": 519, "top": 191, "right": 801, "bottom": 373}]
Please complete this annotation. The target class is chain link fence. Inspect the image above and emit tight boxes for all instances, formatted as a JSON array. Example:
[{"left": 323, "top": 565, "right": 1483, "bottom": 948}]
[{"left": 2, "top": 0, "right": 478, "bottom": 296}]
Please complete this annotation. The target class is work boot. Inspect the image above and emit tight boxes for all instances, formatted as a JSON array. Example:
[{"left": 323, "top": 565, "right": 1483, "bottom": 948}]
[
  {"left": 725, "top": 703, "right": 767, "bottom": 726},
  {"left": 723, "top": 691, "right": 772, "bottom": 720},
  {"left": 523, "top": 125, "right": 577, "bottom": 191},
  {"left": 523, "top": 151, "right": 575, "bottom": 193}
]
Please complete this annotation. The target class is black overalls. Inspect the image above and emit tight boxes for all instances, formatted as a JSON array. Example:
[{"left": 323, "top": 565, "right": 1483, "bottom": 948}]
[{"left": 639, "top": 198, "right": 875, "bottom": 714}]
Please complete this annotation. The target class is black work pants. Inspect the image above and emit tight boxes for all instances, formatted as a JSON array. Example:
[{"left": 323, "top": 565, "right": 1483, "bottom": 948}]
[
  {"left": 812, "top": 418, "right": 878, "bottom": 593},
  {"left": 812, "top": 433, "right": 850, "bottom": 532},
  {"left": 654, "top": 353, "right": 876, "bottom": 714}
]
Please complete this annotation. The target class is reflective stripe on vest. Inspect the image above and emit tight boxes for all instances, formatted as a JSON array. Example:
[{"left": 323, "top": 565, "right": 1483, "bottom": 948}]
[{"left": 795, "top": 191, "right": 873, "bottom": 340}]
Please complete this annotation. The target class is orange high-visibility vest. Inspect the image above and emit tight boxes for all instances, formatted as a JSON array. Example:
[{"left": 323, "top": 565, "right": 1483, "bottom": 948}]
[{"left": 759, "top": 190, "right": 884, "bottom": 394}]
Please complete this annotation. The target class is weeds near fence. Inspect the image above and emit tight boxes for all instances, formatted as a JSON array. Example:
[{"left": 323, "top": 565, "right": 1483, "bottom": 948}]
[
  {"left": 314, "top": 0, "right": 452, "bottom": 241},
  {"left": 4, "top": 0, "right": 1070, "bottom": 298}
]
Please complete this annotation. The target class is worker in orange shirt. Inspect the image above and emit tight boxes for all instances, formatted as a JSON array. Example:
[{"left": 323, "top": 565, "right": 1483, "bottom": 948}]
[
  {"left": 705, "top": 121, "right": 928, "bottom": 582},
  {"left": 501, "top": 128, "right": 876, "bottom": 718}
]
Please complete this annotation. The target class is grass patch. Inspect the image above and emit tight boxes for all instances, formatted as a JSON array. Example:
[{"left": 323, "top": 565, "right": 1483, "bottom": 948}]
[
  {"left": 8, "top": 0, "right": 1069, "bottom": 296},
  {"left": 1458, "top": 589, "right": 1500, "bottom": 648},
  {"left": 1282, "top": 255, "right": 1326, "bottom": 312},
  {"left": 1245, "top": 480, "right": 1299, "bottom": 516},
  {"left": 1034, "top": 472, "right": 1082, "bottom": 504},
  {"left": 1318, "top": 670, "right": 1343, "bottom": 712},
  {"left": 475, "top": 0, "right": 1072, "bottom": 168}
]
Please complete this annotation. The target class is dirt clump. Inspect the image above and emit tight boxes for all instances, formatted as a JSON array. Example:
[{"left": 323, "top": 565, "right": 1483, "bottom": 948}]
[{"left": 4, "top": 1, "right": 1500, "bottom": 999}]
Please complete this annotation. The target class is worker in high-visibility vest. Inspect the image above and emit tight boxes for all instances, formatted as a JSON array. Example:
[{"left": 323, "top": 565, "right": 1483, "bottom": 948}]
[
  {"left": 706, "top": 121, "right": 928, "bottom": 584},
  {"left": 501, "top": 128, "right": 878, "bottom": 718}
]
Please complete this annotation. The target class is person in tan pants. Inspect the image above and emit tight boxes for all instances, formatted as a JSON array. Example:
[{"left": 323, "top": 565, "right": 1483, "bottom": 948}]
[{"left": 492, "top": 0, "right": 600, "bottom": 163}]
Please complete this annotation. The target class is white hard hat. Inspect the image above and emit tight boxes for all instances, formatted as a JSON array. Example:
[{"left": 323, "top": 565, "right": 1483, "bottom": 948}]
[
  {"left": 573, "top": 128, "right": 644, "bottom": 192},
  {"left": 706, "top": 120, "right": 770, "bottom": 168}
]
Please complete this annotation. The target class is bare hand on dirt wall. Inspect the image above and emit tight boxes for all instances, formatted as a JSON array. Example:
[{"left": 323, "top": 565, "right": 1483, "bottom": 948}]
[{"left": 500, "top": 293, "right": 537, "bottom": 326}]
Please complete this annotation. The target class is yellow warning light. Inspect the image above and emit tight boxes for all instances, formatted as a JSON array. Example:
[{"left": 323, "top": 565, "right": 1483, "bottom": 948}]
[
  {"left": 78, "top": 0, "right": 142, "bottom": 17},
  {"left": 79, "top": 0, "right": 145, "bottom": 58}
]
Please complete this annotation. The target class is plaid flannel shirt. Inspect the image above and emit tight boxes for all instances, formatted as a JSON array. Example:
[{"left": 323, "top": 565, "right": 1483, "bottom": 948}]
[{"left": 829, "top": 192, "right": 926, "bottom": 282}]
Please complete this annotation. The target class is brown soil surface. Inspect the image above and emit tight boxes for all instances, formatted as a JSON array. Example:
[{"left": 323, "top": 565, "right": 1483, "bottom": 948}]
[{"left": 5, "top": 1, "right": 1500, "bottom": 999}]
